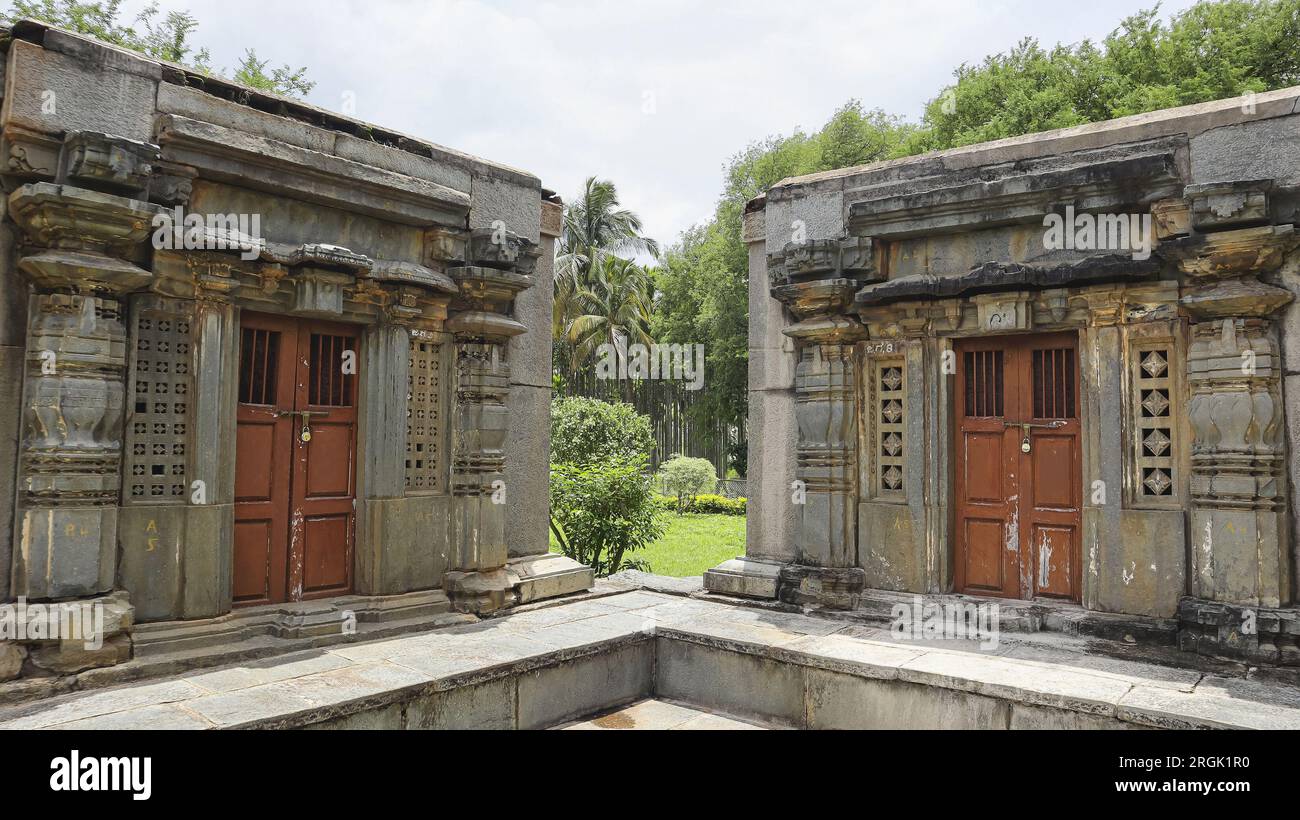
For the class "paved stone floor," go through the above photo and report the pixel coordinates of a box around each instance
[1,587,1297,729]
[559,699,766,730]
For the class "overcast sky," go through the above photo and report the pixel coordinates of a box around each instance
[111,0,1195,250]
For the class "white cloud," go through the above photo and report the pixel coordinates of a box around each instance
[113,0,1196,250]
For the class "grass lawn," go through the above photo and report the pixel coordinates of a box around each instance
[638,513,745,577]
[551,513,745,578]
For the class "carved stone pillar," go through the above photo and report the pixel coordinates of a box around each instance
[1169,214,1296,611]
[443,264,531,614]
[772,278,866,608]
[8,180,158,606]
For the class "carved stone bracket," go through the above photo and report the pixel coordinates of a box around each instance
[58,131,160,198]
[769,236,877,287]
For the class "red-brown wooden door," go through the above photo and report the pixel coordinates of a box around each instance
[233,313,358,607]
[954,332,1081,602]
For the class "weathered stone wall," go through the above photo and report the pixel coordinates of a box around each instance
[711,86,1300,664]
[0,20,584,683]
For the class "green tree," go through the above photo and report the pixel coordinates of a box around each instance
[3,0,314,97]
[657,455,717,514]
[549,458,663,576]
[564,255,656,398]
[550,396,654,466]
[549,397,661,576]
[909,0,1300,151]
[553,177,660,397]
[557,176,659,288]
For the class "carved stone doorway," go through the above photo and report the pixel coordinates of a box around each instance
[954,332,1082,602]
[233,312,359,606]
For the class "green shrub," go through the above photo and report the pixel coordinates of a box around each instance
[688,494,747,515]
[658,455,717,513]
[654,494,746,516]
[550,396,654,465]
[550,458,664,577]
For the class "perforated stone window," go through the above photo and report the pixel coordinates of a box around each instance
[125,296,192,503]
[876,362,905,497]
[1134,347,1176,501]
[405,336,445,493]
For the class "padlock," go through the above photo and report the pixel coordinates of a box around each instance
[301,424,312,443]
[1021,437,1032,454]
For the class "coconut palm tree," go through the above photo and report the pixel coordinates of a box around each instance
[565,256,657,401]
[557,177,660,290]
[554,177,660,396]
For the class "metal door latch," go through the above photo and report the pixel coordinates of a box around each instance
[1017,420,1066,453]
[275,409,331,443]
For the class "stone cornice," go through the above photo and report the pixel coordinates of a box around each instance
[854,255,1162,307]
[846,142,1183,239]
[155,114,470,227]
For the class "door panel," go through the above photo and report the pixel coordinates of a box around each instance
[955,332,1081,601]
[233,315,297,607]
[962,519,1007,591]
[302,515,351,595]
[234,314,357,606]
[288,325,357,603]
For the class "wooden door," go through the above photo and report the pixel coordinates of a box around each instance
[954,332,1081,601]
[233,313,358,606]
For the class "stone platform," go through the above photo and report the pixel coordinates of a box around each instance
[1,588,1297,730]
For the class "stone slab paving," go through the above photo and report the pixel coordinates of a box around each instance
[559,699,766,730]
[0,590,1297,729]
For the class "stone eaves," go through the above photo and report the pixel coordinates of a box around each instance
[760,85,1300,209]
[3,19,541,190]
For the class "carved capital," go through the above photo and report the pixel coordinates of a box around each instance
[447,266,531,343]
[1164,224,1297,281]
[9,182,159,257]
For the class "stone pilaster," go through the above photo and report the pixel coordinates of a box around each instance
[443,263,531,614]
[3,132,159,675]
[772,278,866,608]
[8,179,158,605]
[1169,216,1297,611]
[505,197,594,602]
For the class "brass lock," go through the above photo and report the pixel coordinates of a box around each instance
[277,409,329,444]
[1017,420,1067,454]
